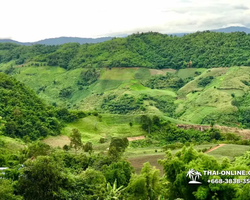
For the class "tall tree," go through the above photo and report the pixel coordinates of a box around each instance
[69,128,83,154]
[18,156,69,200]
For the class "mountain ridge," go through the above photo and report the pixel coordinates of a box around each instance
[1,26,250,45]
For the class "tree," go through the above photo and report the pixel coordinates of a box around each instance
[109,137,129,153]
[69,128,83,154]
[75,168,107,200]
[84,142,93,153]
[126,162,162,200]
[158,146,240,200]
[18,156,69,200]
[24,142,51,159]
[108,137,129,161]
[102,160,134,188]
[0,116,6,135]
[141,115,152,134]
[0,179,22,200]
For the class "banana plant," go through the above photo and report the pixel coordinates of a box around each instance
[104,179,125,200]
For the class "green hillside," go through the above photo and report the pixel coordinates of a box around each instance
[1,63,250,129]
[0,72,86,140]
[1,31,250,70]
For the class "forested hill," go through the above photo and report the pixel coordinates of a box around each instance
[0,72,85,140]
[1,31,250,69]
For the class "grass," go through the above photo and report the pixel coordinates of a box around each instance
[207,144,250,161]
[7,64,250,129]
[60,115,145,144]
[0,136,25,152]
[177,68,206,79]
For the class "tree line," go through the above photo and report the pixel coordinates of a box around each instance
[1,31,250,69]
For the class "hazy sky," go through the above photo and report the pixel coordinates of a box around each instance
[1,0,250,42]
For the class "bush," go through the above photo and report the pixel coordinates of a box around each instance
[63,144,70,151]
[59,87,73,98]
[84,142,93,152]
[198,76,214,87]
[130,139,153,148]
[99,137,107,144]
[223,132,241,141]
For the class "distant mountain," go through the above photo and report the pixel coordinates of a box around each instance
[34,37,114,45]
[0,37,114,46]
[170,26,250,37]
[1,26,250,45]
[0,39,30,45]
[211,26,250,34]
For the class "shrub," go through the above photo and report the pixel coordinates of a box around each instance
[99,137,107,144]
[130,139,153,148]
[198,76,214,87]
[84,142,93,152]
[63,144,70,151]
[59,87,73,98]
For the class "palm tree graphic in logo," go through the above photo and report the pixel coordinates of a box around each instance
[186,169,202,184]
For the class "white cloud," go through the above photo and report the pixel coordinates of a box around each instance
[0,0,250,42]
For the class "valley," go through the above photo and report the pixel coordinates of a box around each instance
[2,31,250,199]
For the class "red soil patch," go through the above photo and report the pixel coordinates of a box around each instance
[127,136,145,141]
[204,144,226,153]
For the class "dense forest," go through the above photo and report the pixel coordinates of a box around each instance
[0,73,86,140]
[1,31,250,69]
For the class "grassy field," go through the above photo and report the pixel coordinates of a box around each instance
[60,115,146,144]
[0,136,25,152]
[1,64,249,129]
[207,144,250,161]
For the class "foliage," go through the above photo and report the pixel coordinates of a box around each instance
[78,68,100,86]
[75,168,107,200]
[130,138,154,148]
[69,128,83,154]
[198,76,214,87]
[17,156,70,200]
[109,137,129,153]
[101,94,143,114]
[3,32,250,70]
[0,72,63,140]
[102,160,134,188]
[144,72,186,89]
[104,179,125,200]
[23,142,51,159]
[84,142,93,153]
[59,87,73,98]
[158,146,241,200]
[0,179,23,200]
[125,162,162,200]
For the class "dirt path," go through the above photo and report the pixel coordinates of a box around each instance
[205,144,226,153]
[127,136,145,141]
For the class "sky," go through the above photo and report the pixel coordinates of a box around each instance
[1,0,250,42]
